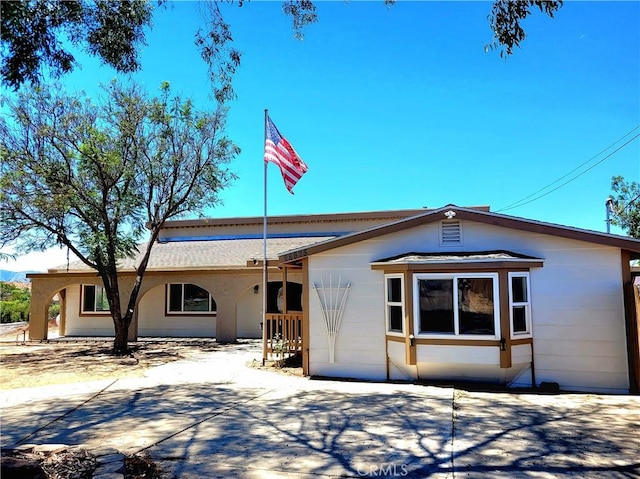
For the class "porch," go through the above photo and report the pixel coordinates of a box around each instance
[262,313,303,362]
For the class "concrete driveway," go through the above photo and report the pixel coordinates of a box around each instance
[1,340,639,478]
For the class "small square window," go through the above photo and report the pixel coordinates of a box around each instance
[81,284,110,313]
[512,306,527,333]
[511,276,528,303]
[388,277,402,303]
[388,305,403,332]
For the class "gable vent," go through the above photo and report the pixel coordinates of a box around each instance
[440,220,462,246]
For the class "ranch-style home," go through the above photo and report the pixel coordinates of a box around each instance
[27,205,640,394]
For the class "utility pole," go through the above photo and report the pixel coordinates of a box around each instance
[605,197,614,234]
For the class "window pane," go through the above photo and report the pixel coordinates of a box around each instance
[83,285,96,312]
[511,276,527,303]
[458,278,495,335]
[419,279,454,333]
[513,306,527,333]
[388,305,403,332]
[183,284,210,312]
[387,277,402,303]
[95,286,109,311]
[169,284,182,312]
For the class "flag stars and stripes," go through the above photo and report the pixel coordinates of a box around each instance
[264,115,308,194]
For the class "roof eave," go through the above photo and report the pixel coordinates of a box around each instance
[280,205,640,262]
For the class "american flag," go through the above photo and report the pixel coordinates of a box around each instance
[264,115,308,194]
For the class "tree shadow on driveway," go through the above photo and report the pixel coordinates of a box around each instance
[1,371,638,478]
[451,389,640,478]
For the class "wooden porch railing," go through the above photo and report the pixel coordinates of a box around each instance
[263,312,303,361]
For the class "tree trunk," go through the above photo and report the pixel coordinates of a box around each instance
[112,315,130,354]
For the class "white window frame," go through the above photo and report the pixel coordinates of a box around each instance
[81,284,110,314]
[385,274,405,336]
[508,272,532,338]
[166,283,217,316]
[413,272,500,340]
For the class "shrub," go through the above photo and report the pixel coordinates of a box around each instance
[48,303,60,320]
[0,282,31,323]
[0,300,30,323]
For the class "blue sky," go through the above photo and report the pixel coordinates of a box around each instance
[3,1,639,271]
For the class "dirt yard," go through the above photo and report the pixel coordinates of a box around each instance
[0,324,222,390]
[0,325,300,390]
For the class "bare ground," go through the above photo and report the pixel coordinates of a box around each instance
[0,324,300,390]
[0,327,299,478]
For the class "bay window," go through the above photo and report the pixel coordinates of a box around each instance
[414,273,499,338]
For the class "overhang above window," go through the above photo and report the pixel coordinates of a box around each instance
[371,250,544,271]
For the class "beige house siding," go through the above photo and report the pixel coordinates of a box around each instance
[137,284,217,338]
[57,269,304,340]
[64,284,115,337]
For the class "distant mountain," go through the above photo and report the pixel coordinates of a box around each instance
[0,270,38,282]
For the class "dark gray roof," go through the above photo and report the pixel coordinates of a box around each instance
[372,251,543,265]
[49,236,331,272]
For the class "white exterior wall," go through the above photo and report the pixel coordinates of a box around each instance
[64,285,116,337]
[307,220,629,393]
[387,340,531,385]
[137,285,216,337]
[308,253,388,380]
[236,285,263,338]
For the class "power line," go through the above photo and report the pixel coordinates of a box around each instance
[496,126,640,213]
[621,191,640,212]
[498,133,640,212]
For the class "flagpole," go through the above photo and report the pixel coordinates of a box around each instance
[262,108,268,365]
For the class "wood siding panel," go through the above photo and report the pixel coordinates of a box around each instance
[534,339,624,357]
[535,353,627,374]
[416,344,500,365]
[388,340,415,380]
[308,256,386,376]
[307,219,630,391]
[534,369,629,394]
[511,344,532,364]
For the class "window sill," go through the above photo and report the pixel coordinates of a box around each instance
[416,333,499,340]
[386,331,405,337]
[511,333,533,340]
